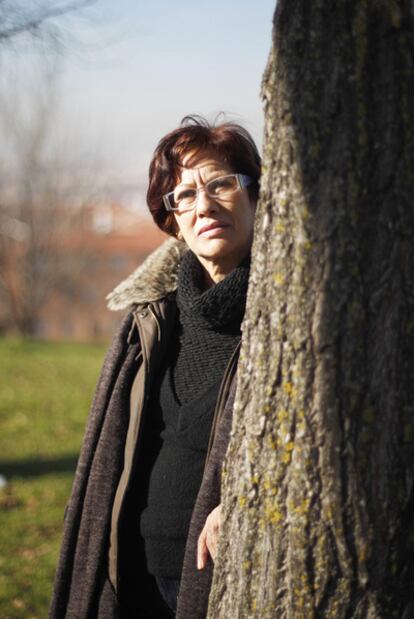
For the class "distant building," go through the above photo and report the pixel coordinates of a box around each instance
[0,202,167,342]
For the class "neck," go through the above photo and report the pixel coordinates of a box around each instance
[198,252,249,288]
[202,266,227,288]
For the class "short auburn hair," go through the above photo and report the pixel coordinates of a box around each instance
[147,115,261,236]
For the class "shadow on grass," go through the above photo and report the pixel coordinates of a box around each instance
[0,455,79,479]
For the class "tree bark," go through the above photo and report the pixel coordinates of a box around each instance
[208,1,414,617]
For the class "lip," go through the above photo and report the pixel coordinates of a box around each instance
[197,221,230,237]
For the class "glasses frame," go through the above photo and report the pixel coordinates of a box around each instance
[162,173,253,212]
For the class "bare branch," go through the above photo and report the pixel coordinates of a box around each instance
[0,0,96,44]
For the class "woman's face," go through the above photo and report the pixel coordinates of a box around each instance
[173,151,256,280]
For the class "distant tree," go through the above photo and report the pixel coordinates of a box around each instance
[0,0,96,47]
[0,0,108,336]
[0,64,96,336]
[209,1,414,618]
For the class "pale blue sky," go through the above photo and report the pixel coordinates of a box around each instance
[58,0,276,182]
[1,0,276,193]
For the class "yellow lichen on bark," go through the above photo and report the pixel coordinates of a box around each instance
[207,2,414,618]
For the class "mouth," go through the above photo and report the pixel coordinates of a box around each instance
[197,221,229,237]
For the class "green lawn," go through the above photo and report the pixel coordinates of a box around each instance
[0,338,107,619]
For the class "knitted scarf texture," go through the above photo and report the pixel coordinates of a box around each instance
[172,250,250,404]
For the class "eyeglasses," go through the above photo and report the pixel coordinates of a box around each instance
[163,173,253,212]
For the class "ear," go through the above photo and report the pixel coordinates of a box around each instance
[176,230,184,241]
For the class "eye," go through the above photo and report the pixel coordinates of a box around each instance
[175,188,196,203]
[208,176,236,194]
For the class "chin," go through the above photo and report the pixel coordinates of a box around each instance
[195,239,235,260]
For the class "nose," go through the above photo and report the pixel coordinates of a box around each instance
[195,188,218,216]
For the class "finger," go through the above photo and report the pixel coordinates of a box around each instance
[197,527,209,570]
[206,524,218,561]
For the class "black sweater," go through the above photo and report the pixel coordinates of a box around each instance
[139,250,250,579]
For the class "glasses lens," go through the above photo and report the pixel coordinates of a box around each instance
[166,175,240,211]
[172,187,197,211]
[207,175,238,198]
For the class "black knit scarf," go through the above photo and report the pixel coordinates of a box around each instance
[176,250,250,332]
[171,250,250,404]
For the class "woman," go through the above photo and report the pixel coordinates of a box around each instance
[50,115,261,619]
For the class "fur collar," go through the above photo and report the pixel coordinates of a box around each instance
[106,238,188,311]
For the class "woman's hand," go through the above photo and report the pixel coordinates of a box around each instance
[197,504,222,570]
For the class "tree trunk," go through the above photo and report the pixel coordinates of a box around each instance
[208,1,414,617]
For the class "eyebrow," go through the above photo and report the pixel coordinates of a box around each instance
[175,171,227,188]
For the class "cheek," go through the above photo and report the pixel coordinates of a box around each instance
[174,215,184,236]
[240,202,256,234]
[174,214,194,242]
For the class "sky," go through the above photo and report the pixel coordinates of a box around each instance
[1,0,276,201]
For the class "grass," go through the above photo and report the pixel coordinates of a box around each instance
[0,338,107,619]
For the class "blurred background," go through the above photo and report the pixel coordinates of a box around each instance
[0,0,274,616]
